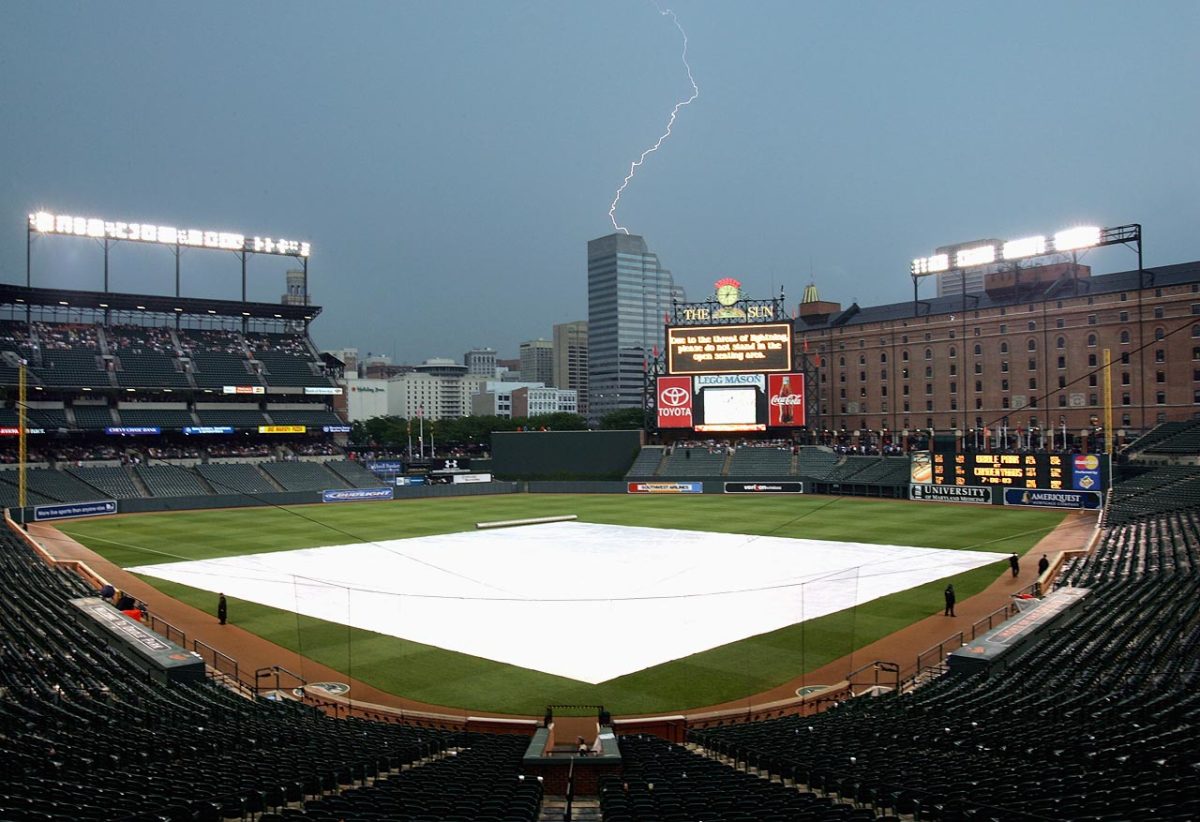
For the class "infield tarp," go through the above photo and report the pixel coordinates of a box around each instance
[130,521,1003,684]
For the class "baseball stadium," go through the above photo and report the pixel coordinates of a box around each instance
[2,212,1199,822]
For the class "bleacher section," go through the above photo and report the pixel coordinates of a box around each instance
[841,457,910,485]
[135,464,214,497]
[179,329,256,390]
[0,407,71,431]
[795,447,839,479]
[1143,423,1200,455]
[1105,466,1200,525]
[625,444,914,488]
[624,446,665,478]
[0,468,108,504]
[602,734,831,822]
[726,447,792,476]
[196,463,280,495]
[675,492,1200,822]
[115,351,191,388]
[823,455,878,482]
[246,332,333,389]
[324,459,386,489]
[118,407,198,428]
[0,320,36,385]
[71,405,115,430]
[0,482,54,508]
[66,466,144,499]
[269,408,346,427]
[37,348,113,387]
[261,460,349,491]
[0,527,542,822]
[655,447,727,477]
[27,322,114,388]
[195,407,269,428]
[1125,420,1200,454]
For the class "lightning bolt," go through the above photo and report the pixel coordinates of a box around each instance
[608,3,699,234]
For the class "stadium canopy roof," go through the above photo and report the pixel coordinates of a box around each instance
[0,284,321,322]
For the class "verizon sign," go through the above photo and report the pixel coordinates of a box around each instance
[767,373,804,427]
[657,376,693,428]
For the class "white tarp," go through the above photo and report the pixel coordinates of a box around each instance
[129,521,1000,684]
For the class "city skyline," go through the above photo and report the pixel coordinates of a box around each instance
[1,2,1197,364]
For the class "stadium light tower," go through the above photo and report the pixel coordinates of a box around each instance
[910,222,1145,432]
[909,222,1143,316]
[26,209,312,304]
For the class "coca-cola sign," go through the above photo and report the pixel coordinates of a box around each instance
[767,373,805,427]
[657,376,694,428]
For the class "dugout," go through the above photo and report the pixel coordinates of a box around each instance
[491,430,643,480]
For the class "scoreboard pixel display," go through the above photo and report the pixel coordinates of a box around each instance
[931,452,1105,491]
[666,323,792,375]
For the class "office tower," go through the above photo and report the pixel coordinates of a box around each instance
[519,339,554,385]
[552,320,588,415]
[587,232,684,421]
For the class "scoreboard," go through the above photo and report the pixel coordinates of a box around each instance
[931,452,1098,490]
[666,323,792,375]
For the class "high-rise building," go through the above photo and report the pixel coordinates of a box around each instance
[519,339,554,385]
[386,359,487,420]
[552,320,588,415]
[587,233,684,421]
[464,347,498,377]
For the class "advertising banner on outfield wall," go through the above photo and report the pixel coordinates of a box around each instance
[1003,488,1102,510]
[910,484,991,504]
[627,481,702,494]
[656,376,694,428]
[452,473,493,484]
[395,476,426,486]
[724,482,803,494]
[34,500,118,521]
[321,487,394,503]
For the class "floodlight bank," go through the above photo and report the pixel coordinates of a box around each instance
[475,515,578,530]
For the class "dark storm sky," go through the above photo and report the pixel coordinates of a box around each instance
[1,1,1197,363]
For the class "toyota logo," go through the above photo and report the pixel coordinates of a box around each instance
[660,386,690,406]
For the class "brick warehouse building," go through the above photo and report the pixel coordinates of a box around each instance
[796,259,1200,447]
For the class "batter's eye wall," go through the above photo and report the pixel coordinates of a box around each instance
[491,430,644,480]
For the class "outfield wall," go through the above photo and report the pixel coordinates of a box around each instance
[527,481,629,494]
[13,481,521,520]
[491,430,643,480]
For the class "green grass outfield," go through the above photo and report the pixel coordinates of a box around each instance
[62,494,1065,716]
